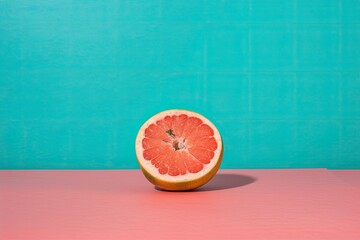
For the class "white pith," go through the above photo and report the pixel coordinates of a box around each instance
[135,109,223,182]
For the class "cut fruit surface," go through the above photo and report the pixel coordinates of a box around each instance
[135,109,223,191]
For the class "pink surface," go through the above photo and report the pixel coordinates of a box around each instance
[1,169,359,240]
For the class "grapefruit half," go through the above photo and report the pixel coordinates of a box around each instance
[135,109,223,191]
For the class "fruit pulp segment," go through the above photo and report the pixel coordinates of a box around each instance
[142,114,218,176]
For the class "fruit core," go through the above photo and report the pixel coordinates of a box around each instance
[165,129,186,151]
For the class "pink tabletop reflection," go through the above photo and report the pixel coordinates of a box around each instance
[1,169,359,239]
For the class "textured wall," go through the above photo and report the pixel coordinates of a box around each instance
[1,1,359,169]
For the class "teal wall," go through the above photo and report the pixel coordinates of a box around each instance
[1,1,359,169]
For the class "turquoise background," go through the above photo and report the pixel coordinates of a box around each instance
[1,1,359,169]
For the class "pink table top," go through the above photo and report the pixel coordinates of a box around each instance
[1,169,359,240]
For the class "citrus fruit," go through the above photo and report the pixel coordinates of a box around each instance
[135,109,223,191]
